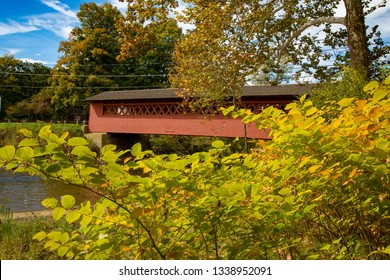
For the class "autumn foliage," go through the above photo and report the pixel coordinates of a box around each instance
[1,78,389,259]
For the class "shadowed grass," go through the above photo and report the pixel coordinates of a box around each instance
[0,206,66,259]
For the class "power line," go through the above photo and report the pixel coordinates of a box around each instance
[0,84,165,89]
[0,72,169,78]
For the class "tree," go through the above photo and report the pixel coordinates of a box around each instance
[0,54,51,119]
[47,2,182,119]
[121,0,389,105]
[46,3,125,119]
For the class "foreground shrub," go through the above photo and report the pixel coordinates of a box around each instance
[0,77,389,259]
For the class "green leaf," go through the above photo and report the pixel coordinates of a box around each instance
[60,131,69,140]
[80,215,92,227]
[52,207,66,221]
[59,232,70,244]
[0,145,15,161]
[67,137,88,146]
[320,244,331,251]
[303,203,317,214]
[66,211,81,224]
[131,143,142,157]
[19,128,34,138]
[212,140,225,149]
[363,81,380,93]
[372,89,387,102]
[381,246,390,255]
[61,195,76,209]
[101,144,117,154]
[49,242,60,252]
[71,146,94,156]
[32,231,46,241]
[45,164,62,174]
[47,231,62,241]
[58,246,69,257]
[15,147,34,160]
[42,198,58,209]
[222,106,235,116]
[18,138,39,147]
[305,107,318,116]
[338,98,354,108]
[278,188,291,196]
[38,125,52,139]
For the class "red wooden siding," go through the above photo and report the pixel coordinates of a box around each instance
[88,101,271,139]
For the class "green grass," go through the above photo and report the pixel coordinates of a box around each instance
[0,207,66,260]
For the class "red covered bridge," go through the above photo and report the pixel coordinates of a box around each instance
[85,84,313,145]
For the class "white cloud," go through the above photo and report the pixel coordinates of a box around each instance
[109,0,128,11]
[0,20,38,36]
[40,0,78,19]
[0,48,23,56]
[26,12,78,39]
[20,58,50,64]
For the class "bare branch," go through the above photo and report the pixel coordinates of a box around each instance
[277,16,346,59]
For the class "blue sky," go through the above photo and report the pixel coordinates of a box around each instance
[0,0,389,67]
[0,0,127,65]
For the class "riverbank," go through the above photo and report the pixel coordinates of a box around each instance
[0,211,60,259]
[11,210,52,219]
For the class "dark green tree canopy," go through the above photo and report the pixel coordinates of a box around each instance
[0,54,50,119]
[47,2,182,119]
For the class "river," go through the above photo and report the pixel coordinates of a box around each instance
[0,169,99,213]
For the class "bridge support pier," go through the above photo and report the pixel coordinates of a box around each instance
[85,133,109,149]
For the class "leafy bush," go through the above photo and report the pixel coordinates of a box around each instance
[0,123,84,147]
[146,134,253,155]
[309,68,369,120]
[0,77,389,260]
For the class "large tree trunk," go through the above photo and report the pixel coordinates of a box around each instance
[344,0,370,74]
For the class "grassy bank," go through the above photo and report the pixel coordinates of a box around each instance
[0,122,84,147]
[0,208,63,259]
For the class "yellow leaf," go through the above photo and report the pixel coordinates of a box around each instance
[312,195,324,202]
[305,107,318,116]
[356,100,367,111]
[330,119,342,129]
[338,98,354,108]
[330,173,342,180]
[363,81,380,93]
[308,165,320,174]
[368,107,381,119]
[299,156,311,168]
[348,166,358,178]
[383,75,390,85]
[372,89,388,102]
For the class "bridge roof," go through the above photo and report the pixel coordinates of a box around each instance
[86,84,314,102]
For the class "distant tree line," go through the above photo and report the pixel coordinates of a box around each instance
[0,2,182,121]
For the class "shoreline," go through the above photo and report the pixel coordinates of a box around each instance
[10,210,52,219]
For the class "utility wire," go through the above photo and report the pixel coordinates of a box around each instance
[0,84,165,89]
[0,72,169,77]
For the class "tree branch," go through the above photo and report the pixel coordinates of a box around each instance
[277,16,346,59]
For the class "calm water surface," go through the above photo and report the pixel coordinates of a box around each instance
[0,169,99,212]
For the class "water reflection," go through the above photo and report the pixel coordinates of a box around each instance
[0,169,99,212]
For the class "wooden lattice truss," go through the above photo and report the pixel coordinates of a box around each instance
[102,100,289,116]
